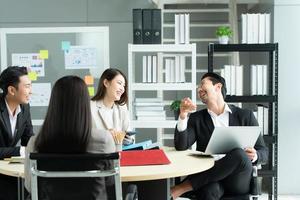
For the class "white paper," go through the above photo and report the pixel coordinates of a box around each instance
[64,46,97,69]
[11,53,45,76]
[30,83,51,107]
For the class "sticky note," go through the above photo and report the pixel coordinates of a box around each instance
[61,41,71,51]
[28,71,37,81]
[39,50,49,59]
[88,87,95,96]
[84,75,94,85]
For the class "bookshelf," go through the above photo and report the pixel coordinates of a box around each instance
[128,43,197,144]
[208,43,278,200]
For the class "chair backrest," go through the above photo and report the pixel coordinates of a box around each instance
[29,152,122,200]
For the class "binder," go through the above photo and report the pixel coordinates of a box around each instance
[120,149,171,166]
[122,140,152,151]
[151,9,161,44]
[132,9,143,44]
[142,9,152,44]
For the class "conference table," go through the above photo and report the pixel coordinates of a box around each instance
[0,147,214,200]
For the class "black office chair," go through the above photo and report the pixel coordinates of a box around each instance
[29,152,138,200]
[179,165,260,200]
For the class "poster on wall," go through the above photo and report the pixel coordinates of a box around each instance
[30,83,51,107]
[64,46,97,69]
[11,53,45,76]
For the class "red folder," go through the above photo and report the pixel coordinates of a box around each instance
[120,149,171,166]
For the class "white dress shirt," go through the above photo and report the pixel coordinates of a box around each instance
[5,100,25,157]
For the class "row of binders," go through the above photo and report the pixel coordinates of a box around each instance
[220,65,244,96]
[133,9,161,44]
[241,13,271,44]
[253,105,269,135]
[251,65,268,95]
[134,98,166,121]
[174,14,190,44]
[142,55,158,83]
[165,55,186,83]
[142,55,186,83]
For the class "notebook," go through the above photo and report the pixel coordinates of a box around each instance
[204,126,261,155]
[120,149,170,166]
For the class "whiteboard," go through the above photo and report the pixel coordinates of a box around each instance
[0,27,109,128]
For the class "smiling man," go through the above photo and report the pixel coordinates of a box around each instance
[0,66,34,200]
[171,72,268,200]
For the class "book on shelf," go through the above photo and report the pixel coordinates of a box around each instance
[147,55,152,82]
[151,9,161,44]
[175,14,190,44]
[135,97,163,102]
[142,56,147,82]
[137,116,166,121]
[164,56,186,83]
[142,55,158,83]
[253,105,269,135]
[241,13,271,44]
[136,110,166,116]
[250,64,268,95]
[142,9,152,44]
[221,65,243,96]
[132,9,161,44]
[132,9,143,44]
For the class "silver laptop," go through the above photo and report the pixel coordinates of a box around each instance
[205,126,261,154]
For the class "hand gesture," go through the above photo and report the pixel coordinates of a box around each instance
[244,147,257,161]
[109,129,126,144]
[179,97,197,119]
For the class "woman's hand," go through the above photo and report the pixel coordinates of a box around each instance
[109,129,126,144]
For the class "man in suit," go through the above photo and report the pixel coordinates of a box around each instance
[0,66,34,200]
[171,72,268,200]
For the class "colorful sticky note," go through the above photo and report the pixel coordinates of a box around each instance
[61,41,71,51]
[39,50,49,59]
[28,71,37,81]
[84,75,94,85]
[88,87,95,96]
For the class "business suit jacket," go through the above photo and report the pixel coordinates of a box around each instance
[0,94,34,159]
[174,104,268,164]
[90,100,130,148]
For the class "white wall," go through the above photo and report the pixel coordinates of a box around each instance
[274,0,300,195]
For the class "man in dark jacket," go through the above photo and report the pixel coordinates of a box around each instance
[171,72,268,200]
[0,66,34,200]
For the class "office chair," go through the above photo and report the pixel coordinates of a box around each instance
[179,165,260,200]
[29,152,138,200]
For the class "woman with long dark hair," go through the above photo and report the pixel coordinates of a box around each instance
[24,75,115,192]
[91,68,133,151]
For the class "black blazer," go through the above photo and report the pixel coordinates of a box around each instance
[174,105,268,164]
[0,95,34,159]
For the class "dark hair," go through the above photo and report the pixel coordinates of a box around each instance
[201,72,227,99]
[35,76,91,153]
[92,68,128,105]
[0,66,28,96]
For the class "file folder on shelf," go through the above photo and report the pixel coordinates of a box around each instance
[142,9,152,44]
[132,9,143,44]
[120,149,171,166]
[151,9,161,44]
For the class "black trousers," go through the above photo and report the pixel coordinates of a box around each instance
[0,174,18,200]
[188,148,253,200]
